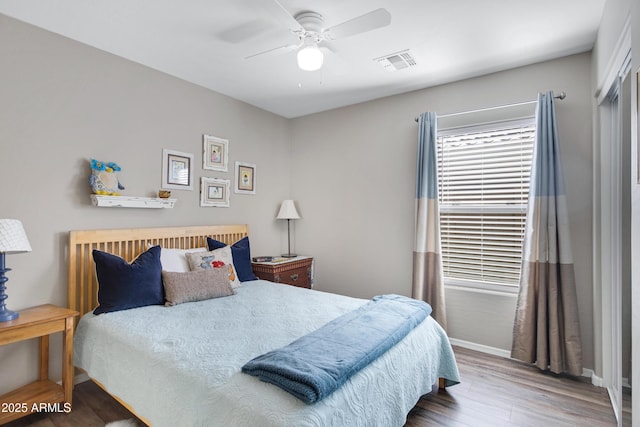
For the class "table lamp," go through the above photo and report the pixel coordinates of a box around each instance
[0,219,32,321]
[276,200,301,258]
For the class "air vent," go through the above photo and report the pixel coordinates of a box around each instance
[374,49,417,72]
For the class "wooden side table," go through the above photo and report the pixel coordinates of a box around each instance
[252,256,313,289]
[0,304,79,424]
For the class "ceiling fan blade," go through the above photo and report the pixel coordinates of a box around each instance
[265,0,304,31]
[320,47,350,76]
[245,42,299,60]
[217,20,273,44]
[236,0,304,33]
[323,8,391,40]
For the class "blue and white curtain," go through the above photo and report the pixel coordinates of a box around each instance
[412,112,447,330]
[511,91,583,376]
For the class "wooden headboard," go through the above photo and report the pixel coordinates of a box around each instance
[68,224,249,317]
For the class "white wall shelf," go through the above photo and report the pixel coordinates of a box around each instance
[90,195,176,209]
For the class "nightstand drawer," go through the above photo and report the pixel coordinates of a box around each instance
[275,264,311,288]
[252,257,313,289]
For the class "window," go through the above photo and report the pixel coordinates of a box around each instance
[437,119,535,292]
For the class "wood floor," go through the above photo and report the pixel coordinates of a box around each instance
[407,346,631,427]
[4,346,630,426]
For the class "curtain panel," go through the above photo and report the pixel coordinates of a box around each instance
[412,112,447,330]
[511,92,583,376]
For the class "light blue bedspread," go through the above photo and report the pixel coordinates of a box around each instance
[75,281,460,426]
[242,294,434,403]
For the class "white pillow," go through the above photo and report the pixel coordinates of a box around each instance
[158,247,207,272]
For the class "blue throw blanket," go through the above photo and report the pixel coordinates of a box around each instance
[241,294,432,404]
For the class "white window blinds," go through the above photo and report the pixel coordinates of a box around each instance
[437,119,535,290]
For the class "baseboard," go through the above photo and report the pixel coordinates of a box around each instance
[449,338,511,358]
[52,372,89,388]
[586,369,603,387]
[74,372,90,385]
[450,338,602,386]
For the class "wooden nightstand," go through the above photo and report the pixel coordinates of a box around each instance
[0,304,79,424]
[252,256,313,289]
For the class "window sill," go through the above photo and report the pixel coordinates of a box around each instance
[444,280,519,296]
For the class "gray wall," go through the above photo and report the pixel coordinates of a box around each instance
[0,15,291,394]
[290,53,595,367]
[0,13,598,394]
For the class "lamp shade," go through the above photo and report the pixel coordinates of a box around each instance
[297,45,324,71]
[0,219,32,254]
[276,200,301,220]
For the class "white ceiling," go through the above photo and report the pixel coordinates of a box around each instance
[0,0,606,118]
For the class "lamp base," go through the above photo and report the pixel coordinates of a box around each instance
[281,253,298,258]
[0,307,18,322]
[0,255,18,322]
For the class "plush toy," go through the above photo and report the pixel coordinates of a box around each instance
[89,159,125,195]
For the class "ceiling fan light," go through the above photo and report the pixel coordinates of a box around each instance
[297,46,324,71]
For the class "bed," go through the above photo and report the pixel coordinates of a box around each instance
[69,224,459,426]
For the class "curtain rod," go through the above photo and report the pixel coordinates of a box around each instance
[414,92,566,122]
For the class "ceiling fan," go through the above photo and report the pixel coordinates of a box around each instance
[245,1,391,71]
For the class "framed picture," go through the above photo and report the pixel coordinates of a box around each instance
[235,161,256,194]
[200,177,230,207]
[203,134,229,172]
[162,149,194,191]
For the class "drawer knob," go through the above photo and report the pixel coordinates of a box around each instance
[290,274,299,281]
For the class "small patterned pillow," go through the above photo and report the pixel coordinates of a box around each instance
[185,246,240,288]
[207,236,257,282]
[162,269,235,306]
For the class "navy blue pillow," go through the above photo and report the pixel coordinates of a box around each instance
[207,236,257,282]
[92,245,164,314]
